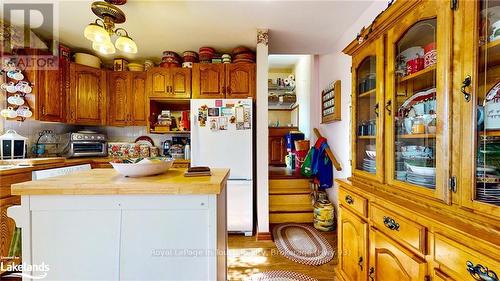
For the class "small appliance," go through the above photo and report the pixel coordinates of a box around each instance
[60,131,107,158]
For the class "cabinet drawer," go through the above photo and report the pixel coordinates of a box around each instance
[370,204,426,254]
[434,233,500,281]
[339,188,367,217]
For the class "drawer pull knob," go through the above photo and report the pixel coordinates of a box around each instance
[383,216,400,231]
[466,261,498,281]
[358,256,363,271]
[345,195,354,205]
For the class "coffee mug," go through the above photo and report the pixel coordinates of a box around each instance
[16,106,32,118]
[1,107,17,118]
[7,70,24,80]
[7,94,24,106]
[1,82,17,93]
[15,81,32,94]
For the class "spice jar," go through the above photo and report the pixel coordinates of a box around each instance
[412,116,425,134]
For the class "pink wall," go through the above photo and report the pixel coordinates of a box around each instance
[312,1,388,207]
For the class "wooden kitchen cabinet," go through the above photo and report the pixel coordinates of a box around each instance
[192,63,255,99]
[147,67,191,98]
[36,59,68,122]
[68,63,106,125]
[336,0,500,280]
[192,64,225,99]
[107,71,147,126]
[369,228,427,281]
[338,206,367,281]
[269,136,286,166]
[225,63,255,99]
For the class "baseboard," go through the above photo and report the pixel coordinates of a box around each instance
[256,232,273,241]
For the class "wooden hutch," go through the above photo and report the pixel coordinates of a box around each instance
[338,0,500,280]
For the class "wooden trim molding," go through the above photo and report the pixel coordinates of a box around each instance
[256,232,273,241]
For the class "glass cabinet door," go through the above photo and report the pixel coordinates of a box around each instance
[352,38,384,183]
[461,0,500,215]
[386,1,452,202]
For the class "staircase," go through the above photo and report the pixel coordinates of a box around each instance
[269,178,314,224]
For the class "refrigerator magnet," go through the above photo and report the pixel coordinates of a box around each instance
[229,116,236,124]
[236,122,244,130]
[209,117,219,131]
[235,106,244,122]
[198,108,207,127]
[215,100,223,107]
[221,107,233,116]
[219,117,228,130]
[208,108,220,117]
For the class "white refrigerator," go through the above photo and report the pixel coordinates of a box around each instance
[190,99,253,236]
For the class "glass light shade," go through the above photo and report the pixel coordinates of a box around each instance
[84,23,110,43]
[92,41,115,55]
[115,35,138,54]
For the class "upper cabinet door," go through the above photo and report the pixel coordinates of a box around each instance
[69,63,106,125]
[130,72,147,125]
[170,68,191,98]
[385,1,452,203]
[225,63,255,99]
[108,72,129,126]
[37,61,66,122]
[192,64,225,99]
[148,68,169,97]
[459,0,500,216]
[352,37,385,183]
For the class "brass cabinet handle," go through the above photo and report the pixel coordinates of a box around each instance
[383,216,400,231]
[466,261,498,281]
[385,100,392,115]
[374,103,379,117]
[461,75,472,102]
[345,195,354,205]
[227,86,232,94]
[369,267,375,281]
[358,256,363,271]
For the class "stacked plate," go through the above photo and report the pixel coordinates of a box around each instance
[475,184,500,205]
[362,158,376,174]
[232,46,255,63]
[199,47,216,63]
[222,54,231,63]
[407,171,435,188]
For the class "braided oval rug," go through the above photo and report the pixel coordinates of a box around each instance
[272,223,334,266]
[245,270,319,281]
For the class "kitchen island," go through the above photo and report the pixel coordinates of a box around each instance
[8,168,229,281]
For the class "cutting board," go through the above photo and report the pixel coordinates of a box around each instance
[0,157,66,166]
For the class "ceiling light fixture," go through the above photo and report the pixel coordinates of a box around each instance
[83,1,137,55]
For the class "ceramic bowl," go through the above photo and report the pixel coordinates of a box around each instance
[110,158,174,177]
[128,63,144,71]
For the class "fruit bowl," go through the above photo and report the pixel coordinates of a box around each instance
[110,157,174,177]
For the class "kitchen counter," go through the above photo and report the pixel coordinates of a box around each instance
[7,167,228,281]
[11,168,229,195]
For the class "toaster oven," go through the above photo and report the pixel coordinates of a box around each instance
[60,131,107,158]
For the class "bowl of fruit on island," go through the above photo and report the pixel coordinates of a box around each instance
[110,157,174,177]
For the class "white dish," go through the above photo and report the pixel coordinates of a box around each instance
[110,158,174,177]
[365,150,376,159]
[406,163,436,176]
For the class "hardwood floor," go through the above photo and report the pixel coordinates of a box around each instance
[227,228,338,281]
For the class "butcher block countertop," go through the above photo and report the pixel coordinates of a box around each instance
[11,168,230,196]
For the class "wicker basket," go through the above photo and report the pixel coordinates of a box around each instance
[294,140,310,151]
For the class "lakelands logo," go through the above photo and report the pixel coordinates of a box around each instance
[1,261,50,280]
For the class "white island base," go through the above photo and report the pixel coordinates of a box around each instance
[7,169,228,281]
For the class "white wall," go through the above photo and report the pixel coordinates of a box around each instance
[293,55,312,139]
[312,1,387,208]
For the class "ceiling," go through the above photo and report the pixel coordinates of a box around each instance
[268,55,306,69]
[3,0,373,62]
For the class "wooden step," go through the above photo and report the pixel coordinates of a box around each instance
[269,179,311,195]
[270,204,314,212]
[270,194,312,211]
[270,212,314,224]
